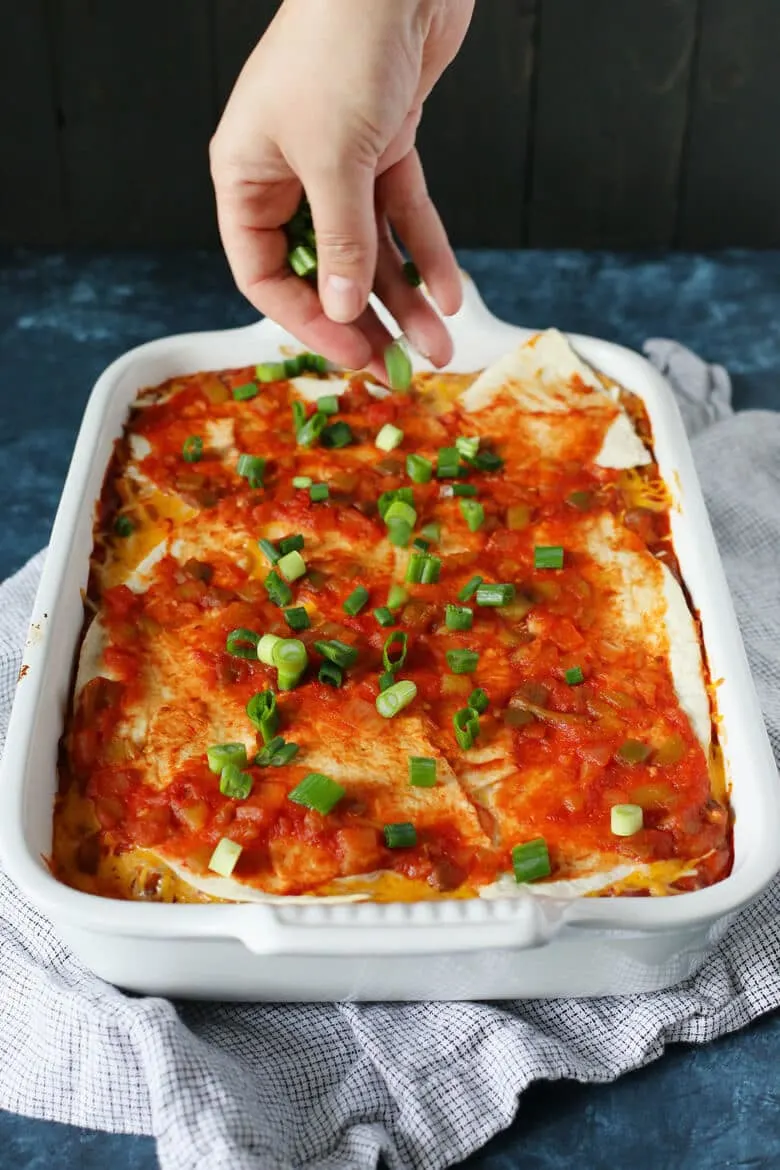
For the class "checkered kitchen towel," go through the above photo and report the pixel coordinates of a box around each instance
[0,343,779,1170]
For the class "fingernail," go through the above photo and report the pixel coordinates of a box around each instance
[403,324,434,363]
[323,274,362,324]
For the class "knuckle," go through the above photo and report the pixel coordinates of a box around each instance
[315,231,372,270]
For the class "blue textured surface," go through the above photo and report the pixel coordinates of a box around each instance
[1,248,779,1169]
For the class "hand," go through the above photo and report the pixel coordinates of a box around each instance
[210,0,474,376]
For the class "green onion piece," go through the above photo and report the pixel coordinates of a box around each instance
[405,553,424,584]
[314,639,359,668]
[567,490,593,511]
[454,706,480,749]
[272,638,308,676]
[387,584,408,611]
[289,244,317,278]
[453,483,478,498]
[378,486,414,520]
[237,454,266,488]
[255,362,287,383]
[316,394,339,415]
[455,436,480,461]
[446,648,479,674]
[408,756,437,787]
[283,356,305,377]
[460,499,485,532]
[255,734,284,760]
[292,475,312,489]
[257,633,282,665]
[378,670,395,692]
[386,519,413,548]
[616,739,652,765]
[321,420,353,449]
[534,545,565,570]
[257,737,300,767]
[288,772,345,815]
[419,555,441,584]
[472,449,504,473]
[382,631,408,673]
[344,585,369,616]
[611,803,644,837]
[265,570,293,607]
[384,822,417,849]
[437,447,460,478]
[246,690,278,743]
[310,482,329,503]
[512,837,551,883]
[376,423,404,452]
[182,435,203,463]
[412,538,430,553]
[258,538,280,565]
[114,515,134,538]
[232,382,258,402]
[226,627,259,659]
[219,763,253,800]
[284,606,310,631]
[458,575,483,602]
[297,411,328,448]
[385,339,413,391]
[374,606,396,628]
[376,679,417,718]
[291,400,306,434]
[277,549,307,582]
[402,260,421,287]
[475,583,516,607]
[208,837,242,877]
[278,534,304,556]
[318,661,344,687]
[420,522,441,543]
[565,665,584,686]
[384,499,417,528]
[207,743,248,775]
[468,687,489,715]
[406,453,433,484]
[302,352,328,374]
[445,604,473,631]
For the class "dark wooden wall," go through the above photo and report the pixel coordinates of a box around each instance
[3,0,780,249]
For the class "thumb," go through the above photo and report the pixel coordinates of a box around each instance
[303,158,378,324]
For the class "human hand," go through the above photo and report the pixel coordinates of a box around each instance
[210,0,474,377]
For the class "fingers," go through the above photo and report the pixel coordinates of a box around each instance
[373,219,454,367]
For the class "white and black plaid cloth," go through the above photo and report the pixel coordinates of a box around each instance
[0,344,778,1170]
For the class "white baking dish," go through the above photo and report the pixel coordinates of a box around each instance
[1,275,777,1001]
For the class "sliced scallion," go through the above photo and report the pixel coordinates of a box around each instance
[406,454,433,484]
[564,665,584,686]
[278,534,304,556]
[374,606,396,628]
[475,583,515,607]
[292,475,312,490]
[219,763,253,800]
[289,244,317,278]
[258,538,280,565]
[382,631,408,674]
[247,690,278,743]
[446,649,479,674]
[376,679,417,718]
[314,639,359,669]
[255,362,287,383]
[452,483,477,498]
[455,436,480,461]
[321,420,353,449]
[182,435,203,463]
[378,670,395,692]
[386,519,413,547]
[226,628,259,659]
[237,454,266,488]
[376,423,404,452]
[232,382,258,402]
[265,570,293,607]
[534,545,564,570]
[512,837,551,883]
[385,340,413,391]
[288,772,345,815]
[277,549,307,582]
[114,515,134,538]
[402,260,421,287]
[319,661,344,687]
[272,638,308,690]
[257,633,282,666]
[344,585,369,616]
[310,482,329,502]
[384,822,416,849]
[297,410,328,448]
[445,604,473,631]
[408,756,437,787]
[436,447,460,479]
[207,743,248,775]
[420,521,440,543]
[458,575,482,602]
[454,706,480,749]
[384,499,416,529]
[317,394,339,415]
[611,804,644,837]
[387,584,408,611]
[208,837,242,877]
[284,606,310,632]
[459,499,485,532]
[468,687,489,715]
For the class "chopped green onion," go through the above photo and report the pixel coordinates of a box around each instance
[318,661,344,687]
[611,803,644,837]
[207,743,248,775]
[387,519,413,547]
[384,822,417,848]
[284,606,310,632]
[291,401,306,434]
[232,382,258,401]
[512,838,551,883]
[114,515,134,538]
[271,638,308,691]
[384,499,417,528]
[292,352,327,374]
[257,739,300,767]
[257,633,282,665]
[567,490,593,511]
[255,362,287,383]
[475,583,516,607]
[446,649,479,674]
[468,687,489,715]
[471,449,504,473]
[182,435,203,463]
[458,575,483,602]
[208,837,242,877]
[226,628,259,659]
[310,482,329,502]
[460,499,485,532]
[453,483,478,498]
[437,447,460,478]
[237,454,266,488]
[292,475,312,489]
[406,553,425,584]
[289,244,317,278]
[616,739,652,765]
[378,487,414,520]
[420,522,440,543]
[265,570,293,607]
[374,606,396,628]
[406,453,433,484]
[314,639,359,669]
[455,436,480,461]
[376,423,404,452]
[277,549,307,582]
[387,584,408,611]
[321,420,353,449]
[408,756,437,787]
[378,670,395,692]
[283,356,305,377]
[247,690,278,743]
[565,665,584,686]
[385,339,413,391]
[288,772,345,815]
[219,763,253,800]
[420,555,441,584]
[454,706,480,749]
[382,631,408,674]
[445,604,473,631]
[412,538,430,553]
[376,679,417,718]
[534,545,564,570]
[297,411,328,448]
[258,538,280,565]
[278,534,304,556]
[403,260,421,287]
[343,585,369,616]
[317,394,339,415]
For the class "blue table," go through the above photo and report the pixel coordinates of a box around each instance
[1,248,779,1169]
